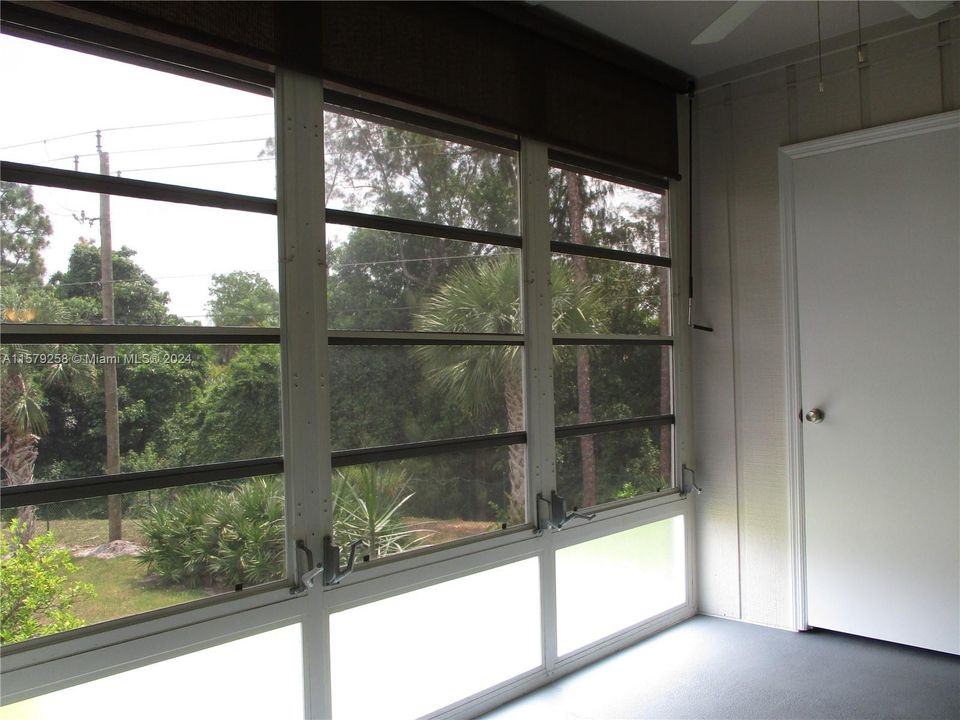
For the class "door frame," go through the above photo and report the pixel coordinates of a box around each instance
[778,110,960,634]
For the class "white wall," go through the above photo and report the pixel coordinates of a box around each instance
[692,14,960,628]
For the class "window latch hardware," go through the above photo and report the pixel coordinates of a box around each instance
[291,539,323,595]
[681,464,703,497]
[323,536,365,586]
[535,490,596,534]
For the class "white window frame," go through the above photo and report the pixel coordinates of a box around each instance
[1,61,696,719]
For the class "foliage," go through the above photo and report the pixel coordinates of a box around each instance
[0,181,51,292]
[333,465,431,559]
[185,344,281,463]
[206,271,279,327]
[0,520,93,644]
[136,477,284,589]
[50,242,176,325]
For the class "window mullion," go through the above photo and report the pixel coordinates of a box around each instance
[520,139,561,673]
[519,139,557,514]
[275,68,330,719]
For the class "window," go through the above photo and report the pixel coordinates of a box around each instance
[322,101,527,559]
[1,26,692,718]
[0,34,283,644]
[548,162,674,510]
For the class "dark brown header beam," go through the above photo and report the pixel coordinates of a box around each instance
[3,1,686,180]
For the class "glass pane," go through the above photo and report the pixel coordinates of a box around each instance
[0,184,279,326]
[556,516,686,655]
[327,225,521,333]
[0,344,280,483]
[0,35,276,198]
[330,344,522,450]
[324,109,519,234]
[330,558,541,719]
[333,444,526,560]
[0,476,285,645]
[551,254,669,335]
[556,426,673,509]
[549,166,668,256]
[554,345,671,425]
[0,624,303,718]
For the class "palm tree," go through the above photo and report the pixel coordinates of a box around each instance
[1,289,95,543]
[413,254,604,525]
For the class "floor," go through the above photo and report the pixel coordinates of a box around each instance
[482,615,960,720]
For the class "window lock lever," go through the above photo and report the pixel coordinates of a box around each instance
[322,536,365,586]
[535,490,595,534]
[291,539,323,595]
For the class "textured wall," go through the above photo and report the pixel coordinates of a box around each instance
[692,15,959,628]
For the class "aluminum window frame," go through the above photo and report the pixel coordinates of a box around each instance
[0,36,298,660]
[546,157,679,511]
[1,27,697,718]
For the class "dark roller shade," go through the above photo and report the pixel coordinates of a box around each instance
[2,0,688,179]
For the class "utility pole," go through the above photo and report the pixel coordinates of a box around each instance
[97,130,122,542]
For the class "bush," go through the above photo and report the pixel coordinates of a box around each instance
[333,466,431,559]
[136,477,284,589]
[1,520,93,644]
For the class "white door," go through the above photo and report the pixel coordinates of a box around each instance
[784,113,959,654]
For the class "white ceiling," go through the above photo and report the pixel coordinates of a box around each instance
[541,1,949,78]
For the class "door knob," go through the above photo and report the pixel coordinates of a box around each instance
[805,408,824,424]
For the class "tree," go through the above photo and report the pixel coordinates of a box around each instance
[0,182,51,294]
[206,271,279,327]
[1,187,95,542]
[186,344,282,464]
[413,255,603,524]
[50,242,174,325]
[563,170,600,506]
[0,520,93,644]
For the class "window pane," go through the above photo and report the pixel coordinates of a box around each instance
[0,476,285,645]
[1,184,279,327]
[551,254,669,335]
[549,166,668,256]
[0,35,275,198]
[324,109,519,234]
[556,516,686,655]
[330,558,541,719]
[333,444,526,561]
[556,426,673,509]
[327,225,520,333]
[0,624,303,718]
[554,344,672,425]
[0,344,280,483]
[330,344,522,450]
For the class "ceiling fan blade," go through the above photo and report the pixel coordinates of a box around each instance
[895,1,952,19]
[691,1,765,45]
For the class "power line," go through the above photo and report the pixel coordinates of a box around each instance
[38,137,273,165]
[0,113,272,152]
[118,157,273,174]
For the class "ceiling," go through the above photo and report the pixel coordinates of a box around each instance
[540,1,950,78]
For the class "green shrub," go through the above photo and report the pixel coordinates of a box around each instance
[136,477,284,589]
[333,466,431,559]
[1,520,94,644]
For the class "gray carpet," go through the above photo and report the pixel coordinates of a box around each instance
[481,615,960,720]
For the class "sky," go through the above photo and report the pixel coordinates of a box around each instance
[1,33,667,327]
[0,34,279,324]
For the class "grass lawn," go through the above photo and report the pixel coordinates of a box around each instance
[71,556,208,627]
[37,518,147,548]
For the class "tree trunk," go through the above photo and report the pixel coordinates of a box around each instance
[563,171,597,507]
[503,370,526,525]
[0,425,39,544]
[657,210,671,486]
[1,375,40,544]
